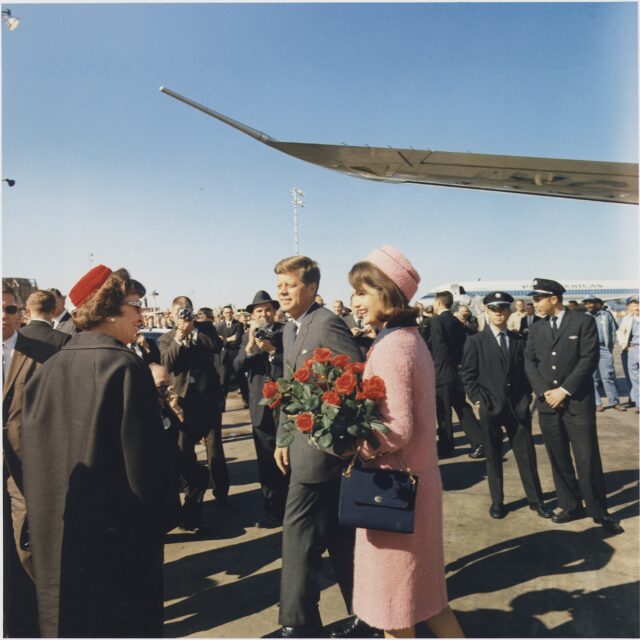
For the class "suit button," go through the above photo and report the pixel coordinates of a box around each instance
[552,352,556,356]
[553,380,558,384]
[552,365,556,370]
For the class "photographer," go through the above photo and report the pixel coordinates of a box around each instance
[234,291,289,528]
[159,296,230,514]
[149,363,208,532]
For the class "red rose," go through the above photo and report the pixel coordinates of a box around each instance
[312,347,333,363]
[362,376,386,400]
[345,362,365,375]
[295,412,314,433]
[268,397,282,410]
[322,391,342,407]
[294,368,311,383]
[334,372,357,395]
[331,354,350,368]
[262,380,279,399]
[304,358,314,370]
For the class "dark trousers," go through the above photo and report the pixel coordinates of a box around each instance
[253,410,289,520]
[204,410,230,501]
[176,430,210,527]
[221,356,249,404]
[481,407,544,506]
[537,407,608,518]
[436,378,484,452]
[279,478,355,628]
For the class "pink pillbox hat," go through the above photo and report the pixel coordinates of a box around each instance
[366,245,420,301]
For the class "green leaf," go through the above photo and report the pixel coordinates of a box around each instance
[277,432,295,447]
[347,424,361,436]
[369,420,390,433]
[318,433,334,449]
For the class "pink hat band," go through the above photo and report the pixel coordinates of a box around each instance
[366,245,420,301]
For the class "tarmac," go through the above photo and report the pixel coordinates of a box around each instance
[163,389,639,638]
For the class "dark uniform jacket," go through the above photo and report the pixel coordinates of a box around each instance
[524,310,599,415]
[460,327,532,423]
[234,322,285,427]
[21,333,178,638]
[430,310,467,385]
[276,304,363,484]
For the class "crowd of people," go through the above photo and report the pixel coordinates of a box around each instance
[2,253,638,638]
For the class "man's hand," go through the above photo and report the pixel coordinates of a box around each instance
[226,333,237,343]
[176,319,194,343]
[255,337,276,355]
[274,447,290,475]
[167,387,184,423]
[544,388,568,409]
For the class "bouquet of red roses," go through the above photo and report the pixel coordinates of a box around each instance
[260,347,389,455]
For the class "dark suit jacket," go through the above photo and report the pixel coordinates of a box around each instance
[234,322,285,427]
[520,314,541,337]
[19,320,71,357]
[524,310,599,415]
[217,320,244,365]
[430,310,468,386]
[159,327,224,436]
[276,304,363,484]
[460,326,532,423]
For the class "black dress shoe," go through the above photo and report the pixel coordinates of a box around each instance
[468,444,485,459]
[330,617,383,638]
[263,626,322,638]
[529,503,554,519]
[489,503,506,519]
[552,508,586,524]
[594,516,624,534]
[255,514,282,529]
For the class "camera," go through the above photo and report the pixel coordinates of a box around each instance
[255,327,275,341]
[177,307,195,322]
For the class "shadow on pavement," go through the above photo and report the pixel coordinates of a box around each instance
[440,459,487,492]
[446,528,615,602]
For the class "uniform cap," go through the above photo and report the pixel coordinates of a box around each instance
[581,295,602,304]
[483,291,514,308]
[626,295,639,305]
[68,264,112,308]
[366,245,420,301]
[527,278,566,297]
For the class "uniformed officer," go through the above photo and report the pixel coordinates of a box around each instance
[524,278,623,534]
[461,292,552,520]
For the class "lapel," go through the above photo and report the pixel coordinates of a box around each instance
[286,303,320,372]
[3,350,31,401]
[482,326,507,372]
[551,311,572,347]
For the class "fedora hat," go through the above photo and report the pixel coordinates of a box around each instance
[246,290,280,313]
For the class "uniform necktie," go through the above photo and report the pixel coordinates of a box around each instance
[551,316,558,337]
[499,332,508,359]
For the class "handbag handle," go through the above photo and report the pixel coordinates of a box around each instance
[344,444,416,485]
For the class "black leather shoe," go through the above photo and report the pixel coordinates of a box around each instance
[255,514,282,529]
[263,626,322,638]
[330,617,383,638]
[529,503,554,519]
[552,508,586,524]
[489,503,506,519]
[594,516,624,535]
[468,444,485,459]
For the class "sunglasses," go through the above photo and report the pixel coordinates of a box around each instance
[2,305,18,315]
[122,300,143,312]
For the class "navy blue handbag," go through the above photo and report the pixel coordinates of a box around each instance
[338,454,418,534]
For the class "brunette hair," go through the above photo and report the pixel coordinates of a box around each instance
[171,295,193,309]
[73,268,145,331]
[435,290,454,309]
[26,290,56,315]
[348,261,419,326]
[274,256,321,286]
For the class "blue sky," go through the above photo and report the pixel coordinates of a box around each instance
[2,2,638,311]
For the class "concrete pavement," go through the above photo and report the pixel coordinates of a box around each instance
[163,392,639,638]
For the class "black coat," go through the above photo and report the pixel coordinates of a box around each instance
[524,310,599,415]
[234,322,285,427]
[18,319,71,360]
[519,314,541,337]
[430,310,468,385]
[217,319,244,365]
[460,326,532,423]
[21,332,178,638]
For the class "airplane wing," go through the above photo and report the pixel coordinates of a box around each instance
[160,86,638,205]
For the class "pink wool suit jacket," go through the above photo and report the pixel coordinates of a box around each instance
[353,326,449,630]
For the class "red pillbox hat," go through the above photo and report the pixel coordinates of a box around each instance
[68,264,112,308]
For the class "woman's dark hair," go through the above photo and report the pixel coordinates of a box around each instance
[73,268,145,331]
[348,261,419,326]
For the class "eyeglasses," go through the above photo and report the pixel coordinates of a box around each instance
[2,305,18,315]
[122,301,143,312]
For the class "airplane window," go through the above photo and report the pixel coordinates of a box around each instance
[459,286,467,294]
